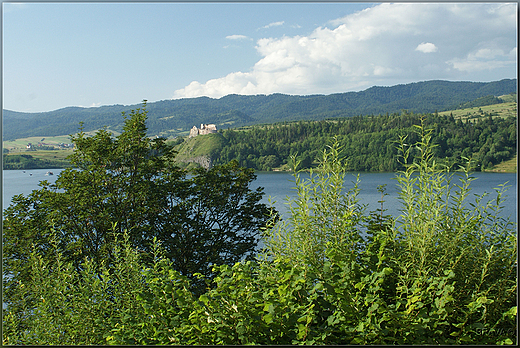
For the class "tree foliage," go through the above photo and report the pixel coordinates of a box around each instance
[3,116,516,345]
[2,102,273,318]
[213,112,516,172]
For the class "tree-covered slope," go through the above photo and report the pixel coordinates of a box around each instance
[181,111,516,173]
[3,79,516,140]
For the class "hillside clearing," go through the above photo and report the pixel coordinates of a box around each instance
[438,101,517,121]
[484,154,517,173]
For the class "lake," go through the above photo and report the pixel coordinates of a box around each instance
[3,169,517,223]
[251,171,517,223]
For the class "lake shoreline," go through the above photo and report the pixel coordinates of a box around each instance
[5,167,515,173]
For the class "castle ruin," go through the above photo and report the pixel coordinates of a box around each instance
[189,123,217,138]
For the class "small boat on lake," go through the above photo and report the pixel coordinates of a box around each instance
[45,171,54,176]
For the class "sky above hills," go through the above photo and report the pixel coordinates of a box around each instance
[2,1,517,113]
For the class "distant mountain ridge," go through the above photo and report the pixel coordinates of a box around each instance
[2,79,516,140]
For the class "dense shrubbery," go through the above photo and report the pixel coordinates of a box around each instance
[3,117,516,345]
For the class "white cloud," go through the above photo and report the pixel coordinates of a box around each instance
[447,47,516,72]
[174,3,516,99]
[259,21,284,30]
[416,42,438,53]
[226,34,250,40]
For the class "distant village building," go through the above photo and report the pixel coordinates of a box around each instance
[189,123,217,138]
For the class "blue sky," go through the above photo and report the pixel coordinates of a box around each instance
[2,2,517,113]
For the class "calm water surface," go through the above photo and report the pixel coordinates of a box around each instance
[3,169,517,223]
[3,169,65,207]
[251,171,517,223]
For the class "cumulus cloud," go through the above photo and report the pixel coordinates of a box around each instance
[416,42,438,53]
[226,34,250,40]
[173,3,516,99]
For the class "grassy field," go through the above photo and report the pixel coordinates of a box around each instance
[3,135,73,152]
[438,100,517,121]
[3,135,73,165]
[3,148,72,165]
[2,130,122,153]
[24,149,72,161]
[174,133,225,160]
[484,154,517,173]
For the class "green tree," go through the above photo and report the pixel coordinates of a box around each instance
[3,101,274,314]
[155,160,274,291]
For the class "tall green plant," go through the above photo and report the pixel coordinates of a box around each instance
[388,118,517,343]
[262,138,365,276]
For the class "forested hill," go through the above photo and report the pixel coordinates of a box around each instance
[3,78,516,140]
[206,111,517,172]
